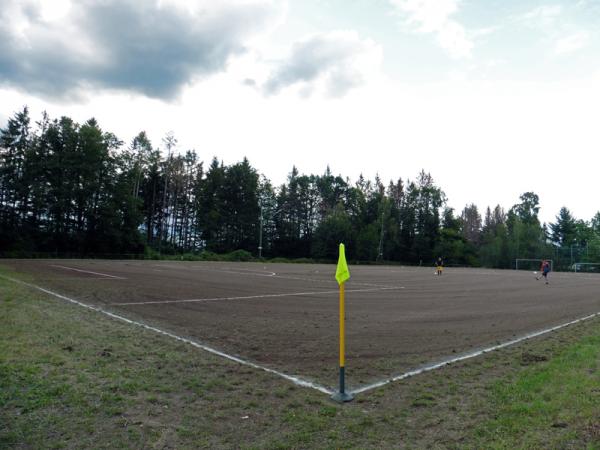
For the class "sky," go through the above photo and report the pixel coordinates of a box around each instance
[1,0,599,225]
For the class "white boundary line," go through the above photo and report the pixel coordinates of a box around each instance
[222,267,278,276]
[0,274,333,395]
[27,277,123,281]
[115,286,405,306]
[270,274,395,289]
[153,263,396,288]
[4,271,600,398]
[50,265,125,280]
[350,311,600,395]
[155,264,277,278]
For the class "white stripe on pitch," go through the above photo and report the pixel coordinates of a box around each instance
[0,275,333,395]
[115,286,405,306]
[50,265,125,279]
[154,263,397,288]
[5,272,597,398]
[155,264,277,278]
[350,311,600,395]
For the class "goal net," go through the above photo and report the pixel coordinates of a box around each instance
[572,262,600,273]
[515,259,554,272]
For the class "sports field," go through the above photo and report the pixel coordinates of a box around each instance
[2,259,600,395]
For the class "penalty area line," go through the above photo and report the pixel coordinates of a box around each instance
[115,286,405,306]
[351,310,600,395]
[50,265,125,279]
[0,274,333,396]
[155,264,277,277]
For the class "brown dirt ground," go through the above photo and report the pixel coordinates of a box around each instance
[3,259,600,391]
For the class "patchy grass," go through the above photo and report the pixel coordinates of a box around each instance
[472,335,600,449]
[1,266,600,448]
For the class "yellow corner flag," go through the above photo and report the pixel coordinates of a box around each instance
[335,243,350,285]
[332,243,353,402]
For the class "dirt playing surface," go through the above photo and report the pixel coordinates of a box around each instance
[2,259,600,391]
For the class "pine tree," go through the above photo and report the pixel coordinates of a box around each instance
[549,207,577,247]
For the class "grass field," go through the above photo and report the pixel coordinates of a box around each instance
[2,261,600,448]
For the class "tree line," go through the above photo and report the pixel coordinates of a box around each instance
[1,107,599,270]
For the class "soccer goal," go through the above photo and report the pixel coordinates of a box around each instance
[572,262,600,273]
[515,259,553,272]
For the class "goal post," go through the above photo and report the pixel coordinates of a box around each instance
[515,259,553,272]
[572,262,600,273]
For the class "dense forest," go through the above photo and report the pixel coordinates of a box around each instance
[1,107,599,270]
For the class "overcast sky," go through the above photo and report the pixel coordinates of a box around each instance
[1,0,599,224]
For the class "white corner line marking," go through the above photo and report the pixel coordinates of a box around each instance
[0,274,332,395]
[50,265,125,280]
[114,286,405,306]
[350,311,600,395]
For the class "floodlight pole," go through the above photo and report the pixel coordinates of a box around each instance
[377,208,385,261]
[258,204,283,259]
[158,140,173,255]
[258,205,263,259]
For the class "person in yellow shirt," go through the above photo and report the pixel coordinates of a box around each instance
[435,257,444,276]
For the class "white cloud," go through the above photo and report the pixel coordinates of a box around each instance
[519,4,563,26]
[485,58,506,69]
[389,0,473,59]
[3,0,600,227]
[554,31,590,55]
[262,30,382,97]
[515,5,592,59]
[0,0,284,99]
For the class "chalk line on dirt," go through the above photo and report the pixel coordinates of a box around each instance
[115,286,405,306]
[350,311,600,395]
[50,265,125,280]
[0,274,334,395]
[4,270,598,398]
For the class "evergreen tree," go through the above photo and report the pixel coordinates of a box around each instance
[220,158,260,252]
[312,202,353,260]
[198,158,226,252]
[435,207,477,266]
[411,171,444,264]
[480,205,509,268]
[460,204,482,245]
[6,105,596,268]
[507,192,548,263]
[549,207,577,247]
[0,107,31,248]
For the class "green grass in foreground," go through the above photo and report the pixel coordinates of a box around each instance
[472,335,600,448]
[1,267,600,449]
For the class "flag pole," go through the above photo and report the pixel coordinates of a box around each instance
[332,244,354,403]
